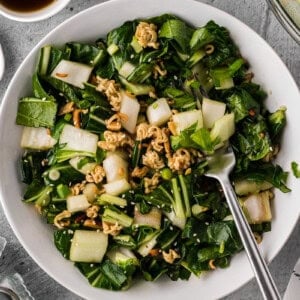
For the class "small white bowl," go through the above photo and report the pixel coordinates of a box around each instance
[0,0,70,22]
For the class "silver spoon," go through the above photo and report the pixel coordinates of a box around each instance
[0,43,5,81]
[0,286,19,300]
[205,145,281,300]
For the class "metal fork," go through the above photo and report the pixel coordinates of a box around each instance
[205,145,281,300]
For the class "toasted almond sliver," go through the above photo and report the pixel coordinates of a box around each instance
[56,72,68,78]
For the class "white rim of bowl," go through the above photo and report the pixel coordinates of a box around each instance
[0,0,71,22]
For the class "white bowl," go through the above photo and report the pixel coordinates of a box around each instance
[0,0,70,22]
[0,0,299,299]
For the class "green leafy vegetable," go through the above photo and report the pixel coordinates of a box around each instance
[164,87,196,111]
[54,229,74,259]
[43,163,84,185]
[21,152,47,184]
[233,163,290,193]
[200,21,239,68]
[23,179,52,206]
[210,58,244,88]
[159,19,193,53]
[170,124,198,150]
[227,88,260,122]
[267,107,287,140]
[291,161,300,178]
[190,27,214,51]
[67,42,107,66]
[191,128,219,154]
[127,63,153,83]
[41,76,81,103]
[16,97,57,128]
[32,73,55,101]
[233,117,272,161]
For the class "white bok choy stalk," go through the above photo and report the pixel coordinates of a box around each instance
[241,191,273,224]
[137,230,161,257]
[146,98,172,126]
[103,151,129,183]
[201,97,226,129]
[69,156,97,175]
[59,124,99,156]
[82,183,99,203]
[165,175,191,230]
[106,247,139,269]
[51,59,93,89]
[21,126,57,150]
[172,109,203,135]
[70,230,108,262]
[133,205,162,230]
[103,179,131,196]
[119,91,140,134]
[210,113,235,143]
[66,194,91,213]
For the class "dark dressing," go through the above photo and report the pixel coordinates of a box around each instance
[0,0,56,13]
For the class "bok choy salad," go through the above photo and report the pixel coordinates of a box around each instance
[16,14,290,291]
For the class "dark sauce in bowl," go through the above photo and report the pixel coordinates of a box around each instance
[0,0,56,12]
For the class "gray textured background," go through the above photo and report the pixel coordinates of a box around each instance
[0,0,299,299]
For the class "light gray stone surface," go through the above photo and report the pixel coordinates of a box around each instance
[0,0,299,299]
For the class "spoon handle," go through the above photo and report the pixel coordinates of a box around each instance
[219,175,281,300]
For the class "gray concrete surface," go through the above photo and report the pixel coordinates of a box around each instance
[0,0,299,299]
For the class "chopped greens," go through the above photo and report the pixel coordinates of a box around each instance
[16,97,57,128]
[16,14,289,292]
[291,161,300,178]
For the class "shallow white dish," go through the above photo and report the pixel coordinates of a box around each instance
[0,0,299,299]
[0,0,70,22]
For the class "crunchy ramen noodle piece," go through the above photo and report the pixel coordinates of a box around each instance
[96,76,122,111]
[147,125,161,138]
[153,63,167,79]
[149,126,169,153]
[144,172,161,194]
[98,130,134,151]
[148,90,157,99]
[71,181,86,196]
[83,219,102,229]
[168,148,191,171]
[142,150,165,170]
[58,101,75,115]
[86,205,100,219]
[86,165,106,184]
[162,249,181,264]
[105,113,122,131]
[102,221,123,236]
[71,108,88,128]
[209,259,216,270]
[136,122,150,141]
[131,166,149,178]
[254,232,263,244]
[135,22,159,49]
[72,109,82,128]
[168,121,177,136]
[53,210,71,229]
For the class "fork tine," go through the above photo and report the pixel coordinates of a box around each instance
[205,144,236,178]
